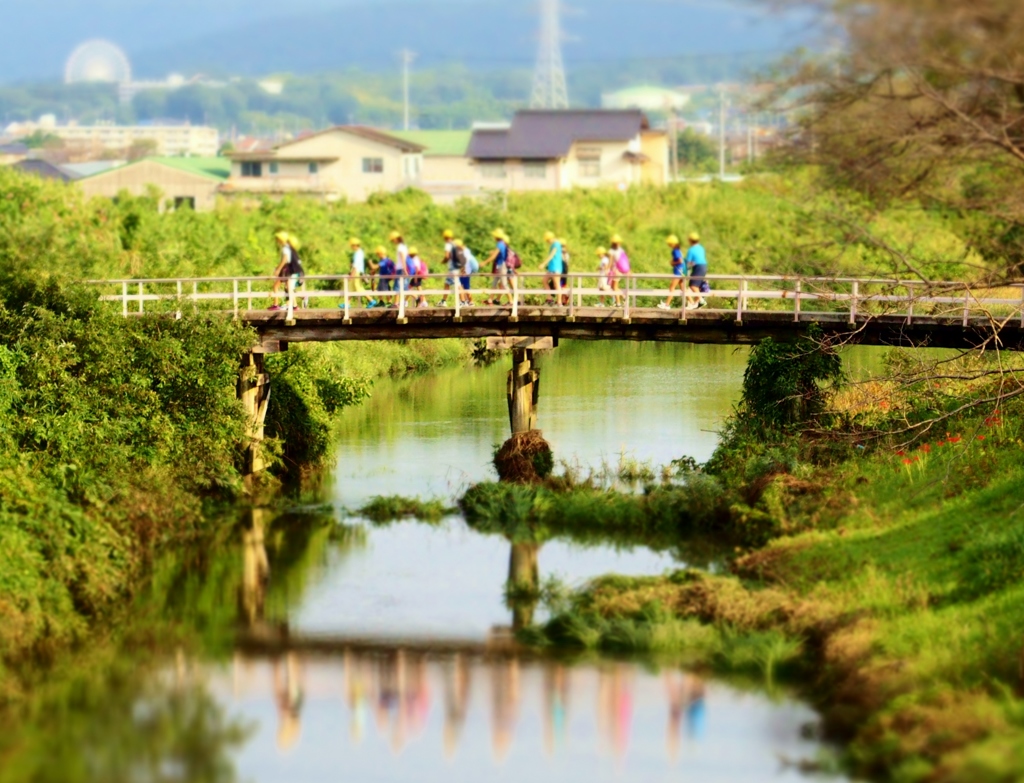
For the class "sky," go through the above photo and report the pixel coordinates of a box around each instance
[0,0,812,83]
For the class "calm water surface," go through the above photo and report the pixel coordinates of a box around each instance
[197,342,849,782]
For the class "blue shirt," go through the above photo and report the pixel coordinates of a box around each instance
[378,258,396,277]
[671,246,684,274]
[496,240,509,265]
[547,241,564,274]
[685,244,707,270]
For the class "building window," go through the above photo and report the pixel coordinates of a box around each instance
[308,162,319,174]
[269,162,279,175]
[241,161,262,178]
[480,162,507,179]
[523,161,547,179]
[577,147,602,178]
[173,196,196,211]
[362,157,384,174]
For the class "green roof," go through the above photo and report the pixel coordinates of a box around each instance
[390,130,471,157]
[152,156,231,180]
[77,156,231,182]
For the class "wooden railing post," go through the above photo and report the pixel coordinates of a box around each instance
[246,280,253,312]
[232,279,239,320]
[192,280,199,314]
[343,277,351,323]
[962,289,970,328]
[568,274,576,321]
[623,275,631,322]
[175,280,183,320]
[849,281,859,325]
[122,281,128,317]
[511,277,519,322]
[286,276,296,323]
[397,277,407,323]
[680,275,689,322]
[138,282,144,314]
[454,277,462,321]
[793,279,802,322]
[736,279,747,322]
[1019,285,1024,329]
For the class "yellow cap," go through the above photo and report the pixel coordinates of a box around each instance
[543,231,555,242]
[596,246,607,256]
[409,246,419,256]
[443,229,454,240]
[492,228,505,239]
[349,237,361,246]
[610,234,622,244]
[288,236,301,251]
[274,231,290,244]
[666,235,680,246]
[689,232,701,243]
[389,230,402,242]
[454,239,465,248]
[375,245,387,256]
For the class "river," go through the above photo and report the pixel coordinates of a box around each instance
[1,342,856,783]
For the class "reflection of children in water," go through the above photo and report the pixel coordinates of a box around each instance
[597,664,634,761]
[373,650,432,755]
[273,652,305,752]
[443,654,471,759]
[543,664,570,756]
[343,650,370,743]
[665,671,707,759]
[490,657,521,761]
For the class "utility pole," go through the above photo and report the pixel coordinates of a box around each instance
[718,87,727,179]
[400,49,416,131]
[530,0,569,109]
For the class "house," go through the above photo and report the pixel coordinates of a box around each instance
[11,159,78,182]
[466,110,669,192]
[0,142,29,166]
[221,126,426,203]
[391,130,475,203]
[77,157,230,212]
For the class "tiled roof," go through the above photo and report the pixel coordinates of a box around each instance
[272,126,427,154]
[467,110,650,161]
[12,159,76,182]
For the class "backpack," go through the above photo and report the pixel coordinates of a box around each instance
[508,248,523,270]
[287,245,305,277]
[452,246,466,270]
[418,257,428,276]
[615,250,631,275]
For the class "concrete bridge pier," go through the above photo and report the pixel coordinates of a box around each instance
[238,344,277,482]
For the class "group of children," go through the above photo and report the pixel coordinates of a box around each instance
[271,227,710,311]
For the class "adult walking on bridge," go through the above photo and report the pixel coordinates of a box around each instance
[685,232,708,310]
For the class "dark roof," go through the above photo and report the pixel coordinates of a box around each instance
[12,159,76,182]
[467,110,651,161]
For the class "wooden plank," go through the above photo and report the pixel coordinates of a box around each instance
[486,336,555,351]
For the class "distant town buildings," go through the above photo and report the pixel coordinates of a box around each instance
[3,118,219,158]
[79,157,230,212]
[601,85,690,113]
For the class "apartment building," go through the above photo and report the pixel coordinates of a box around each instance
[50,123,219,157]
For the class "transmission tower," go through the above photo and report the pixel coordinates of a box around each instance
[530,0,569,109]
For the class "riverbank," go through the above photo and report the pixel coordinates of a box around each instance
[520,366,1024,781]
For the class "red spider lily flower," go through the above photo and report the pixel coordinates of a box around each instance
[920,444,932,453]
[913,456,921,462]
[937,441,946,447]
[948,436,962,443]
[896,450,906,456]
[977,435,986,441]
[902,459,913,465]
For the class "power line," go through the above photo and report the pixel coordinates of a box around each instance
[530,0,569,109]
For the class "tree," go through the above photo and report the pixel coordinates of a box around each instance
[676,128,717,172]
[777,0,1024,271]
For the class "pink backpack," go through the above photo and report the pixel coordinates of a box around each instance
[615,251,631,275]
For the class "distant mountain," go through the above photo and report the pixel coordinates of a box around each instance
[0,0,810,83]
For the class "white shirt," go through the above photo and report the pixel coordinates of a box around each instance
[351,248,366,275]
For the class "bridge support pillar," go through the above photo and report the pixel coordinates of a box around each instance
[239,349,272,481]
[508,542,539,630]
[507,348,540,435]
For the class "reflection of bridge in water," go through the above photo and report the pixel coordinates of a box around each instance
[230,510,708,761]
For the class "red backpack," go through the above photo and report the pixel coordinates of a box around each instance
[507,248,523,270]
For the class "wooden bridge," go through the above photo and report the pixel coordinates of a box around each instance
[89,272,1024,478]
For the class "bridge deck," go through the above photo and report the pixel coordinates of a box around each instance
[245,305,1022,351]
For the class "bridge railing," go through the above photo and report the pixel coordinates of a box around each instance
[85,273,1024,327]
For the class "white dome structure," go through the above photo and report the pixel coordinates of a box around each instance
[65,40,132,84]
